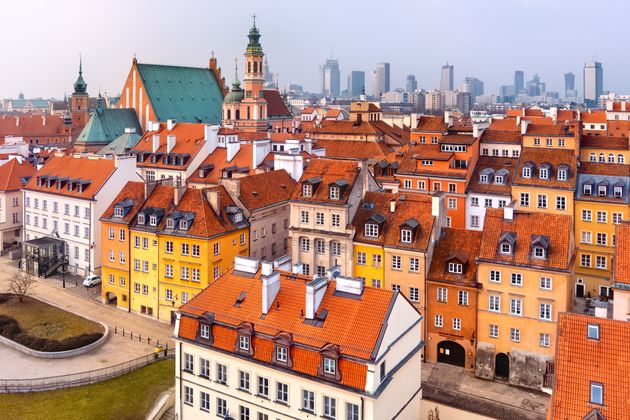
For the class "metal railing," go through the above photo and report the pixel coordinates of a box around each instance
[0,347,174,393]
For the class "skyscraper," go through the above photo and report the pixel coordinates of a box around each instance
[584,62,603,106]
[263,57,275,88]
[321,59,340,97]
[460,77,484,100]
[371,62,390,97]
[406,74,418,92]
[348,71,365,99]
[440,63,454,91]
[514,70,524,94]
[564,72,575,98]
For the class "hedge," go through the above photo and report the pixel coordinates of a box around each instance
[0,315,103,352]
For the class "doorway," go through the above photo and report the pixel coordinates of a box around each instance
[437,340,466,367]
[495,353,510,380]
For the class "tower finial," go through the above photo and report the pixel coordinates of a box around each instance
[79,53,83,75]
[252,13,257,27]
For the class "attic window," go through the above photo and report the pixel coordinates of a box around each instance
[598,186,607,197]
[303,184,312,197]
[480,174,489,183]
[495,175,504,184]
[614,186,623,198]
[448,262,463,274]
[137,214,145,225]
[539,167,549,180]
[557,168,568,181]
[365,223,379,237]
[533,246,545,258]
[114,207,124,217]
[522,166,532,178]
[500,243,512,254]
[583,184,592,195]
[329,186,340,200]
[166,219,174,229]
[401,229,413,243]
[149,215,157,226]
[234,212,243,223]
[179,220,188,230]
[587,323,600,340]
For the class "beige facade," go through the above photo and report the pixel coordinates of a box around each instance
[0,190,23,252]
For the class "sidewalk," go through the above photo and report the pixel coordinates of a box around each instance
[422,362,549,420]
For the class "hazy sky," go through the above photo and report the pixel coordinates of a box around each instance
[2,0,627,99]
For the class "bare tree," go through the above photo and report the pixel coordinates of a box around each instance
[8,272,36,302]
[428,406,440,420]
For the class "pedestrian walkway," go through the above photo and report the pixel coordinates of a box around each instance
[422,362,549,420]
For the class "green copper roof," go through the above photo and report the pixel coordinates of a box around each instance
[76,108,142,145]
[74,59,87,94]
[246,20,263,56]
[136,63,223,124]
[96,131,141,156]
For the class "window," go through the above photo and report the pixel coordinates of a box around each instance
[346,403,360,420]
[323,396,337,419]
[392,284,400,292]
[522,166,531,178]
[365,223,379,237]
[597,211,607,223]
[458,290,468,305]
[300,238,310,252]
[216,363,227,384]
[582,209,592,222]
[448,262,462,274]
[217,398,228,416]
[200,324,210,340]
[257,376,269,397]
[433,181,441,191]
[403,179,412,189]
[192,244,200,257]
[181,243,189,256]
[200,391,210,412]
[581,231,592,244]
[239,405,250,420]
[596,256,606,270]
[490,270,501,283]
[239,335,250,351]
[540,277,552,290]
[434,314,443,327]
[540,333,550,348]
[331,213,340,227]
[557,169,567,181]
[316,239,325,254]
[401,229,412,243]
[597,233,607,246]
[510,328,520,342]
[510,298,522,316]
[142,284,148,295]
[276,382,288,404]
[192,268,200,282]
[181,266,189,280]
[437,287,447,302]
[302,184,312,197]
[448,198,457,209]
[587,323,600,340]
[511,273,523,286]
[108,274,115,285]
[452,318,461,330]
[539,168,548,179]
[149,215,157,226]
[302,390,315,412]
[108,227,115,240]
[539,303,552,321]
[537,194,547,209]
[331,241,341,256]
[409,257,420,272]
[489,295,501,312]
[166,289,173,301]
[405,287,419,303]
[165,264,173,278]
[134,259,140,271]
[357,252,366,265]
[239,370,250,391]
[556,196,566,211]
[581,254,591,267]
[119,229,125,241]
[184,353,194,372]
[329,186,340,200]
[181,292,189,303]
[240,233,246,245]
[471,197,479,207]
[276,346,288,363]
[392,255,401,270]
[520,192,530,207]
[166,241,173,253]
[613,212,623,224]
[484,198,492,208]
[500,242,512,254]
[489,324,499,338]
[417,180,426,190]
[470,215,480,228]
[316,212,324,225]
[300,211,309,224]
[108,250,115,262]
[184,386,194,405]
[590,383,603,405]
[323,358,336,375]
[371,254,381,267]
[119,251,126,264]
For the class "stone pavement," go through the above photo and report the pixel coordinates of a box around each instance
[422,362,549,420]
[0,257,176,379]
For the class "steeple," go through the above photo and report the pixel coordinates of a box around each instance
[232,58,241,89]
[246,14,263,56]
[73,55,87,94]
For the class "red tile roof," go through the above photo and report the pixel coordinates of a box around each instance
[479,209,574,272]
[525,123,576,136]
[488,119,519,131]
[262,89,292,118]
[0,114,68,139]
[187,145,256,185]
[292,158,360,205]
[24,155,117,199]
[235,170,296,212]
[438,133,477,145]
[466,157,518,195]
[315,139,393,160]
[0,159,36,192]
[581,110,606,124]
[415,116,448,132]
[100,181,146,223]
[133,122,206,169]
[551,313,630,420]
[427,228,482,287]
[513,148,577,190]
[614,221,630,287]
[480,129,522,144]
[581,135,629,150]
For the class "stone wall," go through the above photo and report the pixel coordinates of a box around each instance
[509,349,552,390]
[475,341,495,380]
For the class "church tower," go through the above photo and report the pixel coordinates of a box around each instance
[71,57,89,128]
[238,16,268,132]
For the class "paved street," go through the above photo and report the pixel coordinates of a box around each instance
[0,257,175,380]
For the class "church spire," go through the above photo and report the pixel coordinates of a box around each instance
[73,55,87,94]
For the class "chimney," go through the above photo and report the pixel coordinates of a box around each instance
[205,189,221,216]
[174,185,186,206]
[42,115,46,126]
[261,261,281,315]
[234,256,259,274]
[431,191,444,218]
[167,135,176,153]
[124,127,136,134]
[520,119,529,135]
[144,180,157,199]
[516,116,521,127]
[305,276,329,320]
[15,117,19,127]
[504,200,515,220]
[593,301,608,319]
[219,177,240,203]
[226,136,240,162]
[152,134,160,153]
[167,119,176,130]
[292,263,304,274]
[335,276,364,295]
[390,200,396,213]
[273,255,291,271]
[204,124,219,154]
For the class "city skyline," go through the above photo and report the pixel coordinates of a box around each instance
[1,0,626,99]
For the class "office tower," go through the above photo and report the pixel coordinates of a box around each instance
[514,70,524,94]
[425,90,443,113]
[564,72,575,94]
[460,77,484,100]
[526,74,542,97]
[371,62,390,97]
[348,71,365,99]
[500,85,516,97]
[456,92,472,116]
[584,62,603,106]
[441,63,454,91]
[321,59,340,97]
[406,74,418,92]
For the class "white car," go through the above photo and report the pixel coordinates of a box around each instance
[83,275,101,288]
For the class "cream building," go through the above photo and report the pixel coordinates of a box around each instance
[0,158,35,253]
[174,256,423,420]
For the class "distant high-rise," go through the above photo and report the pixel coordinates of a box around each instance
[406,75,418,92]
[321,59,340,97]
[584,62,603,106]
[514,70,524,94]
[440,63,454,91]
[460,77,484,100]
[371,62,390,97]
[348,71,365,99]
[564,72,575,98]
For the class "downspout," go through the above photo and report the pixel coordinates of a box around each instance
[361,396,364,420]
[88,200,92,276]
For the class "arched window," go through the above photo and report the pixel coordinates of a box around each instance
[248,62,251,73]
[589,153,596,162]
[253,61,258,74]
[599,153,605,162]
[247,106,251,120]
[608,153,615,163]
[235,109,240,120]
[260,106,263,119]
[618,154,625,164]
[227,109,231,120]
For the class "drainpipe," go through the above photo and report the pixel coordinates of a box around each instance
[361,396,364,420]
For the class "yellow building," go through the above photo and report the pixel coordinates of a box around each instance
[100,182,146,310]
[157,186,248,323]
[580,135,629,165]
[522,122,580,154]
[512,148,577,219]
[476,207,575,390]
[574,162,630,298]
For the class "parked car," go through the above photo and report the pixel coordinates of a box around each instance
[83,275,101,288]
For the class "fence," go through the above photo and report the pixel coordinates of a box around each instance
[0,347,174,393]
[110,325,172,349]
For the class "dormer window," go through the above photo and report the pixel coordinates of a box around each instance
[614,186,623,198]
[166,219,175,229]
[137,214,145,225]
[480,174,489,183]
[533,246,545,258]
[318,344,341,381]
[276,346,288,362]
[235,323,254,356]
[584,184,592,195]
[401,229,412,243]
[179,220,188,230]
[330,186,340,200]
[539,168,549,179]
[200,323,210,339]
[272,332,293,367]
[239,335,250,351]
[498,232,516,255]
[495,175,504,184]
[149,215,157,226]
[598,186,607,196]
[323,358,336,375]
[365,223,379,237]
[557,169,567,181]
[448,262,463,274]
[500,243,512,254]
[234,212,243,223]
[522,166,531,178]
[303,184,312,197]
[114,207,124,217]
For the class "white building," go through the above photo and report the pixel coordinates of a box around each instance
[0,158,35,253]
[174,256,424,420]
[22,154,141,276]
